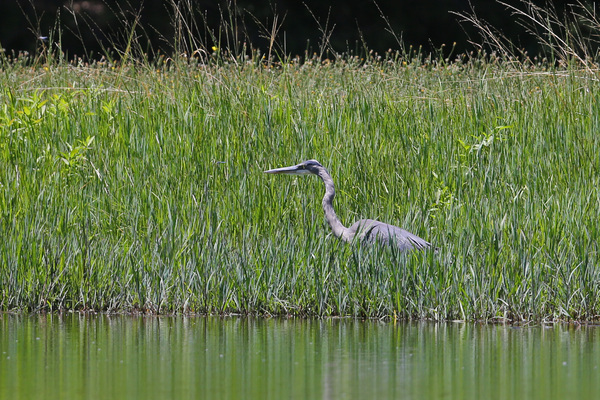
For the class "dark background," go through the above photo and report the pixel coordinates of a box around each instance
[0,0,577,60]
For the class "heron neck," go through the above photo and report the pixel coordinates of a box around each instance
[318,169,349,240]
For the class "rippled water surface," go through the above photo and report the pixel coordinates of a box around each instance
[1,315,599,399]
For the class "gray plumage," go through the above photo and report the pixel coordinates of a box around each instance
[264,159,431,251]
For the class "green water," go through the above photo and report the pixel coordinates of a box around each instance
[1,315,599,400]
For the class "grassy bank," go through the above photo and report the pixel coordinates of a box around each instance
[0,53,599,321]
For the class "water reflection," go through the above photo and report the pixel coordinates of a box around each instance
[1,315,599,400]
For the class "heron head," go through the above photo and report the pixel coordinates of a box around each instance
[264,159,324,176]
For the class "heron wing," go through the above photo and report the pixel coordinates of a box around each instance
[350,219,431,251]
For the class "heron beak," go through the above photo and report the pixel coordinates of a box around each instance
[264,164,310,175]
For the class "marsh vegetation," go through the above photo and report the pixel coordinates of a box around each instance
[1,1,599,321]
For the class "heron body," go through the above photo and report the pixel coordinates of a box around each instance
[264,159,431,251]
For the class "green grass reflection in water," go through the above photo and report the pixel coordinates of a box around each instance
[1,315,599,400]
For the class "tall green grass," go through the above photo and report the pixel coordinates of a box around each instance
[0,50,599,321]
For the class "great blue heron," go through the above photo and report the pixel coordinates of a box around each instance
[264,159,432,251]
